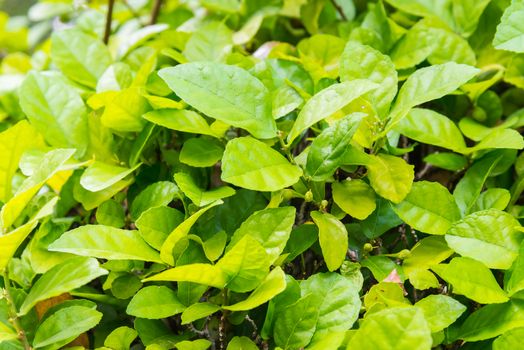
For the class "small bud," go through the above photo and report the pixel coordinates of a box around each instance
[397,249,411,259]
[304,190,313,202]
[363,243,373,252]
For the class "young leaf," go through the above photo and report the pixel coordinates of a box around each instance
[346,307,432,350]
[273,294,319,350]
[415,295,466,333]
[51,28,112,88]
[159,62,276,139]
[181,302,221,325]
[366,153,414,203]
[127,286,186,319]
[135,206,184,250]
[431,257,509,304]
[340,41,398,116]
[19,257,107,316]
[143,109,216,136]
[386,63,479,131]
[493,0,524,53]
[310,211,348,272]
[80,161,140,192]
[305,113,365,181]
[216,235,270,292]
[0,120,44,202]
[221,137,302,192]
[19,72,89,154]
[32,306,102,349]
[445,209,522,269]
[229,207,295,264]
[160,200,222,265]
[393,181,461,235]
[143,263,228,288]
[458,300,524,341]
[174,172,235,207]
[224,267,286,311]
[395,108,466,152]
[301,272,361,339]
[179,138,224,168]
[48,225,163,263]
[130,181,179,220]
[287,80,378,144]
[332,179,376,220]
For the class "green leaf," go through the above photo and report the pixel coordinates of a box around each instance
[175,173,234,207]
[48,225,163,263]
[229,207,295,264]
[221,137,302,192]
[143,109,216,137]
[19,257,107,316]
[340,41,398,116]
[100,87,149,132]
[80,161,140,192]
[224,267,286,311]
[415,295,466,332]
[159,62,276,139]
[505,241,524,296]
[493,327,524,350]
[310,211,348,272]
[217,235,270,292]
[396,108,466,152]
[183,21,233,62]
[424,152,467,171]
[346,307,432,350]
[445,209,522,269]
[0,120,43,202]
[386,63,479,131]
[181,302,221,325]
[431,257,509,304]
[104,326,138,350]
[143,263,227,288]
[226,337,258,350]
[301,272,361,339]
[96,199,125,228]
[287,80,378,144]
[453,151,504,215]
[160,200,222,265]
[179,138,224,168]
[127,286,186,319]
[458,300,524,341]
[403,236,454,276]
[50,28,112,88]
[130,181,179,220]
[135,206,184,250]
[175,339,212,350]
[1,148,76,232]
[332,179,376,220]
[33,306,102,349]
[366,153,414,203]
[273,294,319,350]
[393,181,461,235]
[305,113,365,181]
[0,322,17,342]
[493,0,524,53]
[19,71,88,154]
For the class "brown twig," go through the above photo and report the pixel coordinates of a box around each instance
[150,0,163,25]
[330,0,348,21]
[103,0,115,44]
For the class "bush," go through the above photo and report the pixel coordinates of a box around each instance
[1,0,524,349]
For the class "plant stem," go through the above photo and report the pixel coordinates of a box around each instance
[103,0,115,44]
[2,270,32,350]
[150,0,163,25]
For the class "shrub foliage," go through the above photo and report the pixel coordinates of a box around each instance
[1,0,524,349]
